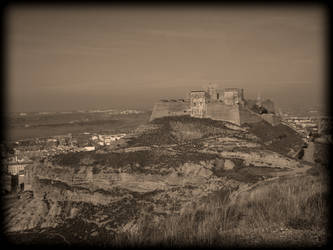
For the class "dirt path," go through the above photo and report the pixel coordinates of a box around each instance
[302,142,315,163]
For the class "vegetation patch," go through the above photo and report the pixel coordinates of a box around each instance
[313,142,330,165]
[52,148,217,174]
[127,121,175,146]
[112,172,328,247]
[152,115,231,129]
[246,121,304,155]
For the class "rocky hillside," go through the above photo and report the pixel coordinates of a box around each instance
[4,116,326,247]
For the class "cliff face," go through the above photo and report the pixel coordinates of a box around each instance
[5,116,305,245]
[10,156,242,237]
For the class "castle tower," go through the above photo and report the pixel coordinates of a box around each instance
[190,90,207,118]
[206,83,218,102]
[220,88,244,106]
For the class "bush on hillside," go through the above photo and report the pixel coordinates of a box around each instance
[246,121,304,155]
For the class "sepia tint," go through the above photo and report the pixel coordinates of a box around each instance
[2,4,331,247]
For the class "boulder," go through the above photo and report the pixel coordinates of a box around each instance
[224,159,235,170]
[91,231,98,237]
[180,162,212,178]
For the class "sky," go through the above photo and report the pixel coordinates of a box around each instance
[7,5,326,113]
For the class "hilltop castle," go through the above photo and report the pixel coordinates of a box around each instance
[150,84,280,126]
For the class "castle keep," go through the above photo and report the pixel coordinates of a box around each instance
[150,84,280,126]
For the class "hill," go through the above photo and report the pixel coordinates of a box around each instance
[3,116,327,247]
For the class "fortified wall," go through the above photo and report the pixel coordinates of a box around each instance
[261,114,281,126]
[150,84,280,126]
[149,99,190,122]
[206,103,241,125]
[239,106,263,124]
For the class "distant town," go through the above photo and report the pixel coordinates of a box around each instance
[2,109,147,193]
[14,108,145,117]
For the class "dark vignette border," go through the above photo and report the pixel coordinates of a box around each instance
[0,1,331,249]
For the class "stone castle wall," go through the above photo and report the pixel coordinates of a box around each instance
[150,100,281,127]
[239,107,263,125]
[150,100,242,125]
[149,100,190,122]
[206,103,241,125]
[239,107,281,126]
[261,114,281,126]
[150,86,280,126]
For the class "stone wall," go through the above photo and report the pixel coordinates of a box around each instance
[206,103,241,125]
[150,100,190,122]
[239,107,263,125]
[190,91,207,118]
[217,88,245,105]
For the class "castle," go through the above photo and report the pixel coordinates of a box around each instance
[150,84,280,126]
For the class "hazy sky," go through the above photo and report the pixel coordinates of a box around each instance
[7,5,326,112]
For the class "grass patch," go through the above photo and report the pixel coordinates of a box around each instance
[114,172,328,246]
